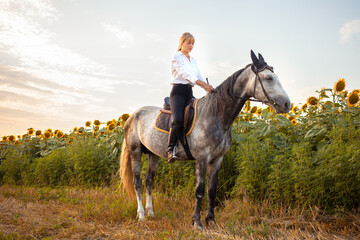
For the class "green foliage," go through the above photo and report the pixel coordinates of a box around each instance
[0,84,359,211]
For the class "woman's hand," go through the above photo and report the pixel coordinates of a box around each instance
[196,80,214,93]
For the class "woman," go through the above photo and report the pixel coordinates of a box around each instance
[168,32,214,163]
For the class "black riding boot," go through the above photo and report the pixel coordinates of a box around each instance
[168,122,181,163]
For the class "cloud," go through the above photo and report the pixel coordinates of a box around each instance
[339,19,360,44]
[0,0,119,90]
[146,33,163,41]
[102,23,134,48]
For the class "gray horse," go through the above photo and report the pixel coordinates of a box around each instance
[120,50,291,230]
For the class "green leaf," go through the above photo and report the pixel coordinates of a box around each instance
[305,124,327,138]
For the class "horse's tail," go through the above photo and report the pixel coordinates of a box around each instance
[120,138,136,199]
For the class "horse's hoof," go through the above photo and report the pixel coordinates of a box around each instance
[137,212,145,221]
[193,219,204,230]
[205,213,216,227]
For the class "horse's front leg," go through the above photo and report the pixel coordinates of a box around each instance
[192,159,207,230]
[205,156,223,226]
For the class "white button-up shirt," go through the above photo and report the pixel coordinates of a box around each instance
[171,51,205,86]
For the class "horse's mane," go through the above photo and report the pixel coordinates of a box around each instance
[199,64,252,127]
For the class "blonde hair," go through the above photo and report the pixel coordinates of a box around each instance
[177,32,195,52]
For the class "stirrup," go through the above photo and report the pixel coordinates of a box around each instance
[168,146,179,163]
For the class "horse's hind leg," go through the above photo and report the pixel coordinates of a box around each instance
[145,152,159,218]
[130,145,145,220]
[205,156,223,226]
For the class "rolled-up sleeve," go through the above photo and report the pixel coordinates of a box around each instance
[172,55,198,84]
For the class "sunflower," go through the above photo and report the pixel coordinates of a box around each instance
[17,135,21,139]
[319,88,327,100]
[106,120,113,126]
[85,121,91,127]
[347,90,359,107]
[292,105,299,114]
[107,123,116,132]
[73,127,78,133]
[291,119,297,125]
[43,131,52,139]
[92,131,98,137]
[93,120,101,126]
[120,113,130,122]
[77,127,85,135]
[334,78,346,93]
[56,131,64,138]
[2,136,8,141]
[244,101,251,112]
[256,108,262,116]
[307,96,318,106]
[35,130,42,137]
[28,128,34,135]
[287,115,296,122]
[8,135,16,142]
[68,136,74,144]
[250,106,258,114]
[46,128,52,133]
[14,140,20,145]
[301,103,307,112]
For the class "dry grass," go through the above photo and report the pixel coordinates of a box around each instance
[0,185,359,240]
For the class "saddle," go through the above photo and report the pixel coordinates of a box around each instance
[155,97,198,136]
[154,97,199,160]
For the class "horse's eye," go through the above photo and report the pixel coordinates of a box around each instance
[266,76,273,81]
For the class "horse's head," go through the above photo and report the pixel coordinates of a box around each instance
[246,50,291,114]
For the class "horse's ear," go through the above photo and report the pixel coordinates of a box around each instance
[251,50,258,63]
[258,53,265,62]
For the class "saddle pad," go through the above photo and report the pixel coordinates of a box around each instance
[154,99,198,136]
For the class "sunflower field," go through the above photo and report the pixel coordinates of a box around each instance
[0,79,359,211]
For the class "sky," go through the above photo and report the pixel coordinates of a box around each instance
[0,0,359,136]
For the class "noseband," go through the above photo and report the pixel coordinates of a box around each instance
[237,64,277,107]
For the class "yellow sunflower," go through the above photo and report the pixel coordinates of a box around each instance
[43,131,52,139]
[319,88,327,100]
[106,120,113,126]
[301,103,307,112]
[85,121,91,127]
[287,115,296,122]
[347,90,359,107]
[14,140,20,145]
[291,119,297,125]
[107,123,116,132]
[244,101,251,112]
[8,135,16,142]
[92,131,98,137]
[28,128,34,135]
[17,135,21,139]
[292,105,299,114]
[334,78,346,93]
[2,136,7,141]
[56,131,64,138]
[35,130,42,137]
[46,128,52,133]
[256,108,262,116]
[77,127,85,135]
[250,106,257,114]
[307,96,318,106]
[68,136,74,144]
[93,120,101,126]
[120,113,130,122]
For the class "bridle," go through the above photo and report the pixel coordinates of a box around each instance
[236,64,277,107]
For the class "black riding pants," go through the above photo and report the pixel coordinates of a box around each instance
[170,84,193,127]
